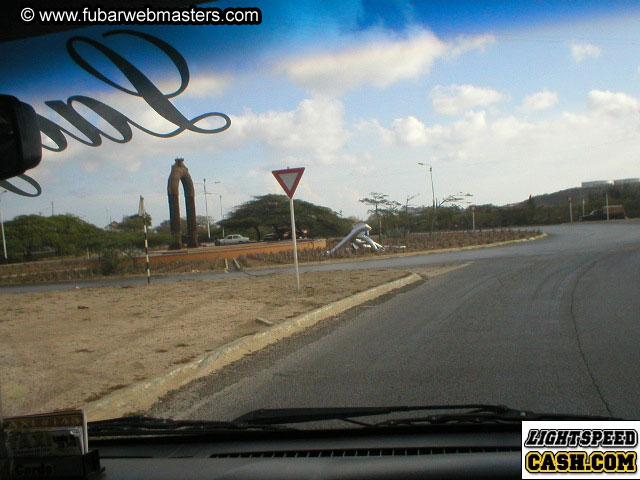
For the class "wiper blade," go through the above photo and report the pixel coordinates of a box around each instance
[232,405,620,427]
[88,415,291,437]
[374,410,620,427]
[233,404,512,426]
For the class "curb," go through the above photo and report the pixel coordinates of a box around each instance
[84,272,424,421]
[242,232,549,272]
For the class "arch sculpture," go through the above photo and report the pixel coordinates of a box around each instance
[167,158,198,249]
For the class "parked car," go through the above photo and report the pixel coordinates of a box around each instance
[215,234,250,246]
[262,232,280,242]
[261,228,309,241]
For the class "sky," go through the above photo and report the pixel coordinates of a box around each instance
[1,0,640,228]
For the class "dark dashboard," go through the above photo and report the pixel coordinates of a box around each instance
[91,424,522,479]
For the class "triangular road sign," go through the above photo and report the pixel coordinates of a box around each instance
[272,167,305,199]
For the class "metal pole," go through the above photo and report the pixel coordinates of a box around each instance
[569,200,573,223]
[605,193,609,220]
[143,221,150,284]
[472,209,475,232]
[582,199,585,216]
[220,195,224,238]
[203,179,211,241]
[0,191,7,262]
[429,166,436,233]
[289,197,300,292]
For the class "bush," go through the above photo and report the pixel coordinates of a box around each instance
[99,248,123,275]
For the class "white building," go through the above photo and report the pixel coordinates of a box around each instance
[581,180,614,188]
[613,178,640,185]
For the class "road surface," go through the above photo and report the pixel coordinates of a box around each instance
[149,221,640,421]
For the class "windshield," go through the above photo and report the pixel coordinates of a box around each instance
[1,1,639,429]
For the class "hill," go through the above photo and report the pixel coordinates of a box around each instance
[525,182,640,217]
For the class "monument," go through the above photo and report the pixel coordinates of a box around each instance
[167,158,198,249]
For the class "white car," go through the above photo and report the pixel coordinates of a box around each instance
[215,234,250,246]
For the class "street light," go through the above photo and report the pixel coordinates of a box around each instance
[0,190,8,262]
[418,162,436,232]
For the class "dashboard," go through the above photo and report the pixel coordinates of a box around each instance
[92,424,522,479]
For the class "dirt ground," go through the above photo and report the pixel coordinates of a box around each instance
[0,267,458,417]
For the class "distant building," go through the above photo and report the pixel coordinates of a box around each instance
[104,221,120,232]
[581,180,614,188]
[613,178,640,185]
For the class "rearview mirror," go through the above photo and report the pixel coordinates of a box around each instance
[0,95,42,180]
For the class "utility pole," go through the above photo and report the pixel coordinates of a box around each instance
[196,179,220,243]
[51,201,54,216]
[203,179,211,242]
[219,194,224,237]
[605,192,609,220]
[418,163,436,233]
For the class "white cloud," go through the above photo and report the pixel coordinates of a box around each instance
[587,90,640,117]
[522,89,558,112]
[153,72,232,99]
[225,97,349,165]
[281,30,495,96]
[390,116,429,146]
[377,90,640,165]
[179,74,232,98]
[448,34,496,57]
[431,84,504,115]
[570,42,601,62]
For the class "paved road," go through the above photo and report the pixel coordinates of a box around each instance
[150,221,640,420]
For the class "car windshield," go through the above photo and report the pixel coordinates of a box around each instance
[1,1,639,429]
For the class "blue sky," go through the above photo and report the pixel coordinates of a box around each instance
[1,0,640,227]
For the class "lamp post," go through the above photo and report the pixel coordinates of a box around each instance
[0,190,7,262]
[418,162,436,232]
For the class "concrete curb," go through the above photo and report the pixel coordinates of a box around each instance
[242,232,549,272]
[84,272,424,421]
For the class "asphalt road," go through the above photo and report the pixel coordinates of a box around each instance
[149,221,640,421]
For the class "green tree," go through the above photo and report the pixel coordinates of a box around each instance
[220,194,350,241]
[117,213,152,232]
[4,214,107,261]
[4,215,57,260]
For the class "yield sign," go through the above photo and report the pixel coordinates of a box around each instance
[272,167,305,198]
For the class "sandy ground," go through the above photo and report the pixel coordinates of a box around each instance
[0,268,446,417]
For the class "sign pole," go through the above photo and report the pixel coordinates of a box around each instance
[569,200,573,223]
[139,195,151,284]
[289,197,300,292]
[568,195,574,223]
[272,167,305,293]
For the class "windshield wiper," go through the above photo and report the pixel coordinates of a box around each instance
[88,406,620,437]
[88,415,292,437]
[232,404,619,427]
